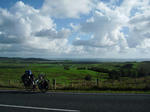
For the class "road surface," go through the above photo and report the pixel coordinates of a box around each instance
[0,90,149,112]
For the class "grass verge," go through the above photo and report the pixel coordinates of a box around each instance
[0,87,150,94]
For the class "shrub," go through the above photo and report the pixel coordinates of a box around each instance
[64,65,70,70]
[84,75,92,81]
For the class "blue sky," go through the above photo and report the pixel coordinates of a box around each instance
[0,0,43,9]
[0,0,150,58]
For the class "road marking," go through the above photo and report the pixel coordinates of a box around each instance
[0,104,80,112]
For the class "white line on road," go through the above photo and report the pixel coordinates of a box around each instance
[0,104,80,112]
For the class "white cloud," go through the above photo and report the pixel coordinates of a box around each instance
[125,0,150,48]
[35,28,71,39]
[41,0,93,18]
[73,2,128,53]
[0,0,150,58]
[0,1,72,57]
[72,0,150,58]
[0,1,55,44]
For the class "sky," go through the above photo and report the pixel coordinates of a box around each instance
[0,0,150,59]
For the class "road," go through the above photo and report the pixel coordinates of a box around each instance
[0,90,149,112]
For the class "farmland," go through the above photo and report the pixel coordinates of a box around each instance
[0,57,150,92]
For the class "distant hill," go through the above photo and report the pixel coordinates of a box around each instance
[55,58,150,62]
[0,57,150,62]
[0,57,50,62]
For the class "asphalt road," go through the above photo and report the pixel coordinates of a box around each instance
[0,90,150,112]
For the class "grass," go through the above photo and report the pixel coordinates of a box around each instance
[0,61,103,82]
[0,87,150,94]
[0,62,100,86]
[49,90,150,94]
[0,59,150,93]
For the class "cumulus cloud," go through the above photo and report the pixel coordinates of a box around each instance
[127,13,150,48]
[0,1,54,43]
[0,1,72,57]
[124,0,150,49]
[73,2,128,53]
[72,0,150,58]
[0,33,23,44]
[0,0,150,58]
[41,0,93,18]
[35,28,71,39]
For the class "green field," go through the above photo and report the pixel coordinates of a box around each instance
[0,57,150,92]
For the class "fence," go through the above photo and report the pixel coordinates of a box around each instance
[0,78,150,91]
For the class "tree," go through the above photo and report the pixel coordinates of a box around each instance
[84,75,92,81]
[64,65,70,70]
[108,70,120,80]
